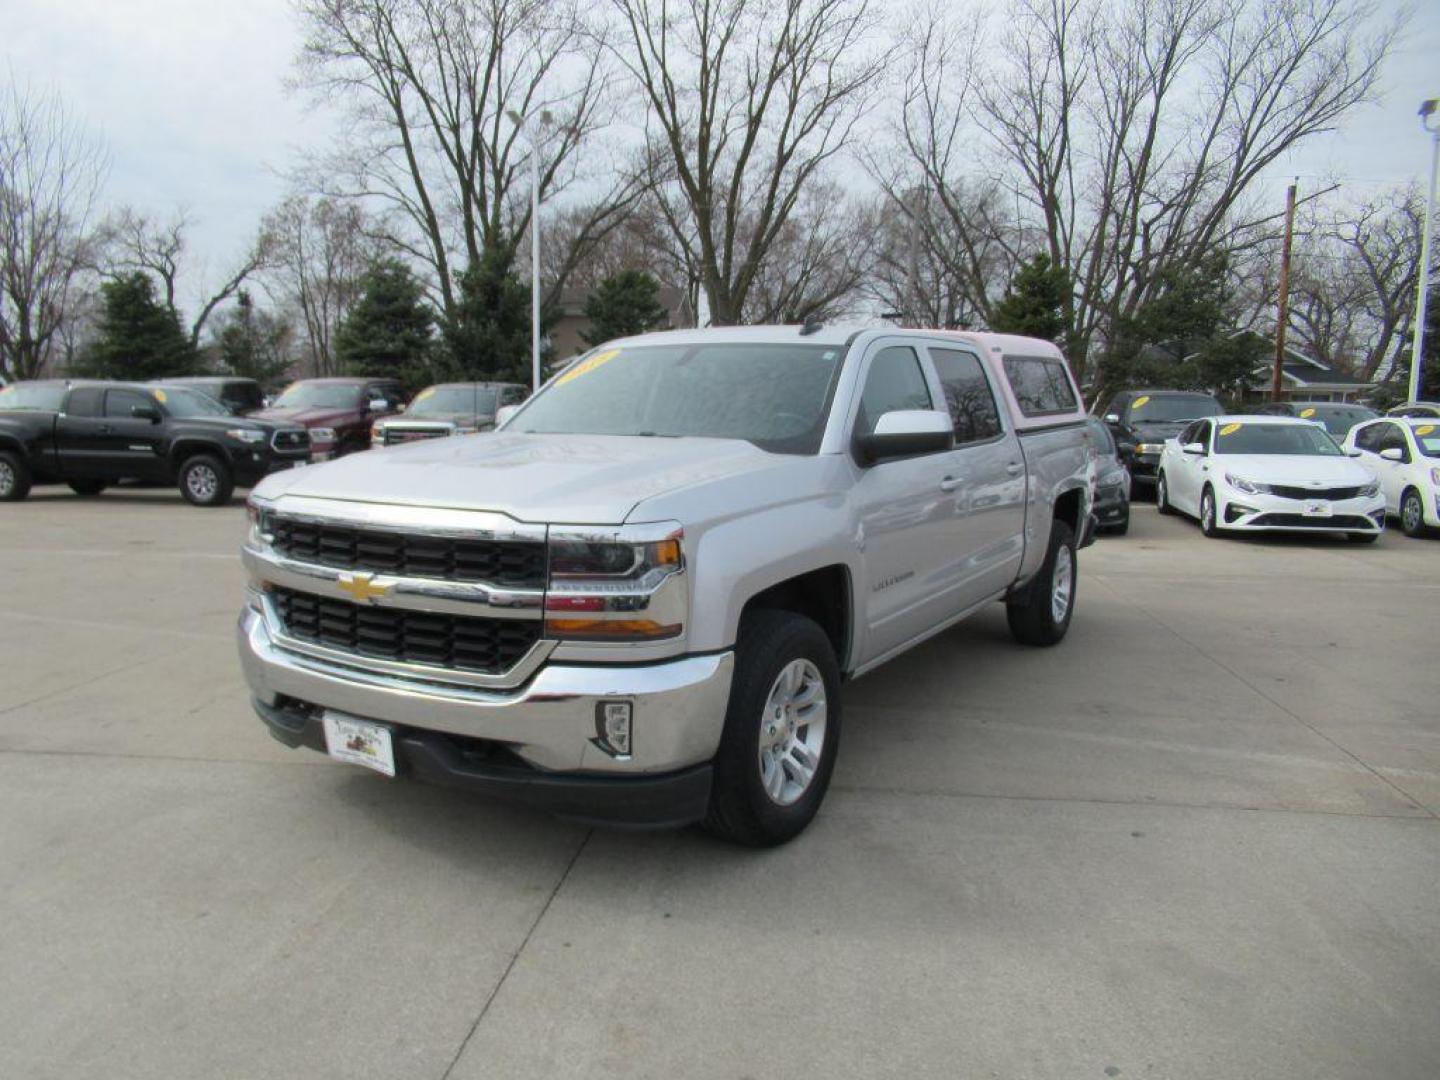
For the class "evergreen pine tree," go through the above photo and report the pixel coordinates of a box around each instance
[80,271,198,379]
[988,255,1071,343]
[334,259,435,389]
[582,269,669,346]
[440,244,533,383]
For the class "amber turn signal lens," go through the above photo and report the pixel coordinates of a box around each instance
[544,618,681,641]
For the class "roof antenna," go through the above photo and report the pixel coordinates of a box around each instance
[799,316,824,336]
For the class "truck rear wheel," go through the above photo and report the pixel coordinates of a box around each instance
[178,454,234,507]
[1006,519,1077,647]
[703,610,842,847]
[0,450,31,501]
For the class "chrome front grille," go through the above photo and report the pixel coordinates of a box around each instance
[382,426,452,445]
[270,585,542,675]
[271,429,311,453]
[269,517,547,588]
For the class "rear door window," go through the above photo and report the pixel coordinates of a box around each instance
[1002,355,1077,417]
[64,387,104,417]
[930,348,1003,445]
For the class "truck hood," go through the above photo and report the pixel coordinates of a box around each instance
[252,406,360,428]
[254,432,781,524]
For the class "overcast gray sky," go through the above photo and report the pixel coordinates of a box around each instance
[4,0,1437,316]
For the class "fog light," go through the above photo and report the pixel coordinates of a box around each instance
[594,701,633,758]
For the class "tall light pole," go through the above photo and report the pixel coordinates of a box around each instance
[1410,98,1440,404]
[508,108,552,393]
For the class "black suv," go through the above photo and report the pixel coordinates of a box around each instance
[0,380,309,506]
[1099,389,1225,491]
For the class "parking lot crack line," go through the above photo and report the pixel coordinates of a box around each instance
[438,827,593,1080]
[1093,575,1438,820]
[3,610,232,644]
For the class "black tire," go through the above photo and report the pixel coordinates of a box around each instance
[703,610,842,847]
[178,454,234,507]
[1006,519,1077,647]
[1400,488,1426,538]
[1346,532,1379,544]
[1199,485,1222,538]
[1155,472,1174,515]
[0,450,31,501]
[68,479,107,496]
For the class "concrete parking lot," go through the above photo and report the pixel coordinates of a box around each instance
[1,486,1437,1080]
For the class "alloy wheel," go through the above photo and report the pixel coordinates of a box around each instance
[187,463,219,502]
[0,459,13,497]
[1051,543,1074,624]
[757,658,827,807]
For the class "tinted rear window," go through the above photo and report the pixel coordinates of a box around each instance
[1003,355,1077,417]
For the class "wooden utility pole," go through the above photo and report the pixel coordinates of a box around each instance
[1271,182,1297,402]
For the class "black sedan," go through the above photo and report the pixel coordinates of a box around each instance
[1085,416,1131,535]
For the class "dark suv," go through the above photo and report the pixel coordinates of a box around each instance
[253,377,405,461]
[1256,401,1377,442]
[150,376,266,416]
[1099,389,1225,491]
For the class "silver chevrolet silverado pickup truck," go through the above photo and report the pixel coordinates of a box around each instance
[238,326,1093,845]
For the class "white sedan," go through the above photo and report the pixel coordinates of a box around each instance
[1155,415,1384,542]
[1343,417,1440,537]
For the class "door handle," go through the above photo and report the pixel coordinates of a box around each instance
[99,425,113,434]
[939,476,963,492]
[1005,461,1024,476]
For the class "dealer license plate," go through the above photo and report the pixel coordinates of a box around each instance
[322,711,395,777]
[1303,499,1332,517]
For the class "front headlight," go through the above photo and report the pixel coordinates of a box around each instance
[1136,443,1164,455]
[1224,473,1267,495]
[226,429,266,444]
[544,524,686,642]
[245,495,273,549]
[370,422,383,439]
[310,427,336,443]
[1361,480,1381,498]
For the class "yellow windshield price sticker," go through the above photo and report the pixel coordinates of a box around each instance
[415,388,435,402]
[1132,395,1150,409]
[1417,424,1436,435]
[557,349,620,387]
[1219,422,1242,436]
[153,389,167,403]
[1299,407,1315,418]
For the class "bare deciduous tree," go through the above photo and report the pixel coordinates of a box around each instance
[1288,186,1430,382]
[261,195,382,376]
[296,0,639,319]
[609,0,890,324]
[108,207,274,349]
[0,79,107,380]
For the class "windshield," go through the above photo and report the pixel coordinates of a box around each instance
[273,383,363,410]
[0,384,65,411]
[1411,423,1440,458]
[154,386,231,418]
[409,386,497,417]
[1294,404,1377,435]
[1129,394,1223,422]
[1213,421,1343,456]
[511,343,844,454]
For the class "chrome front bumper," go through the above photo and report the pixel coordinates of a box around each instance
[237,605,734,775]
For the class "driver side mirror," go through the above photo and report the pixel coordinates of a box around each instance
[856,409,953,464]
[1103,413,1120,425]
[495,404,521,428]
[1379,447,1405,462]
[366,397,389,413]
[131,405,161,423]
[1182,442,1205,455]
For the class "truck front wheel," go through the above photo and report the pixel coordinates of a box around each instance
[1006,519,1077,647]
[178,454,235,507]
[0,450,32,501]
[703,610,842,847]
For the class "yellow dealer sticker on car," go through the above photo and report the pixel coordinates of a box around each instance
[1417,424,1436,435]
[1219,422,1242,436]
[557,348,620,386]
[1299,407,1315,418]
[1132,395,1150,409]
[153,389,167,403]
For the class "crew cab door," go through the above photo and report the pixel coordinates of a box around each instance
[849,343,959,666]
[926,344,1027,608]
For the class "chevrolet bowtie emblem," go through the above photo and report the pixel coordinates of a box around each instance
[336,572,392,604]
